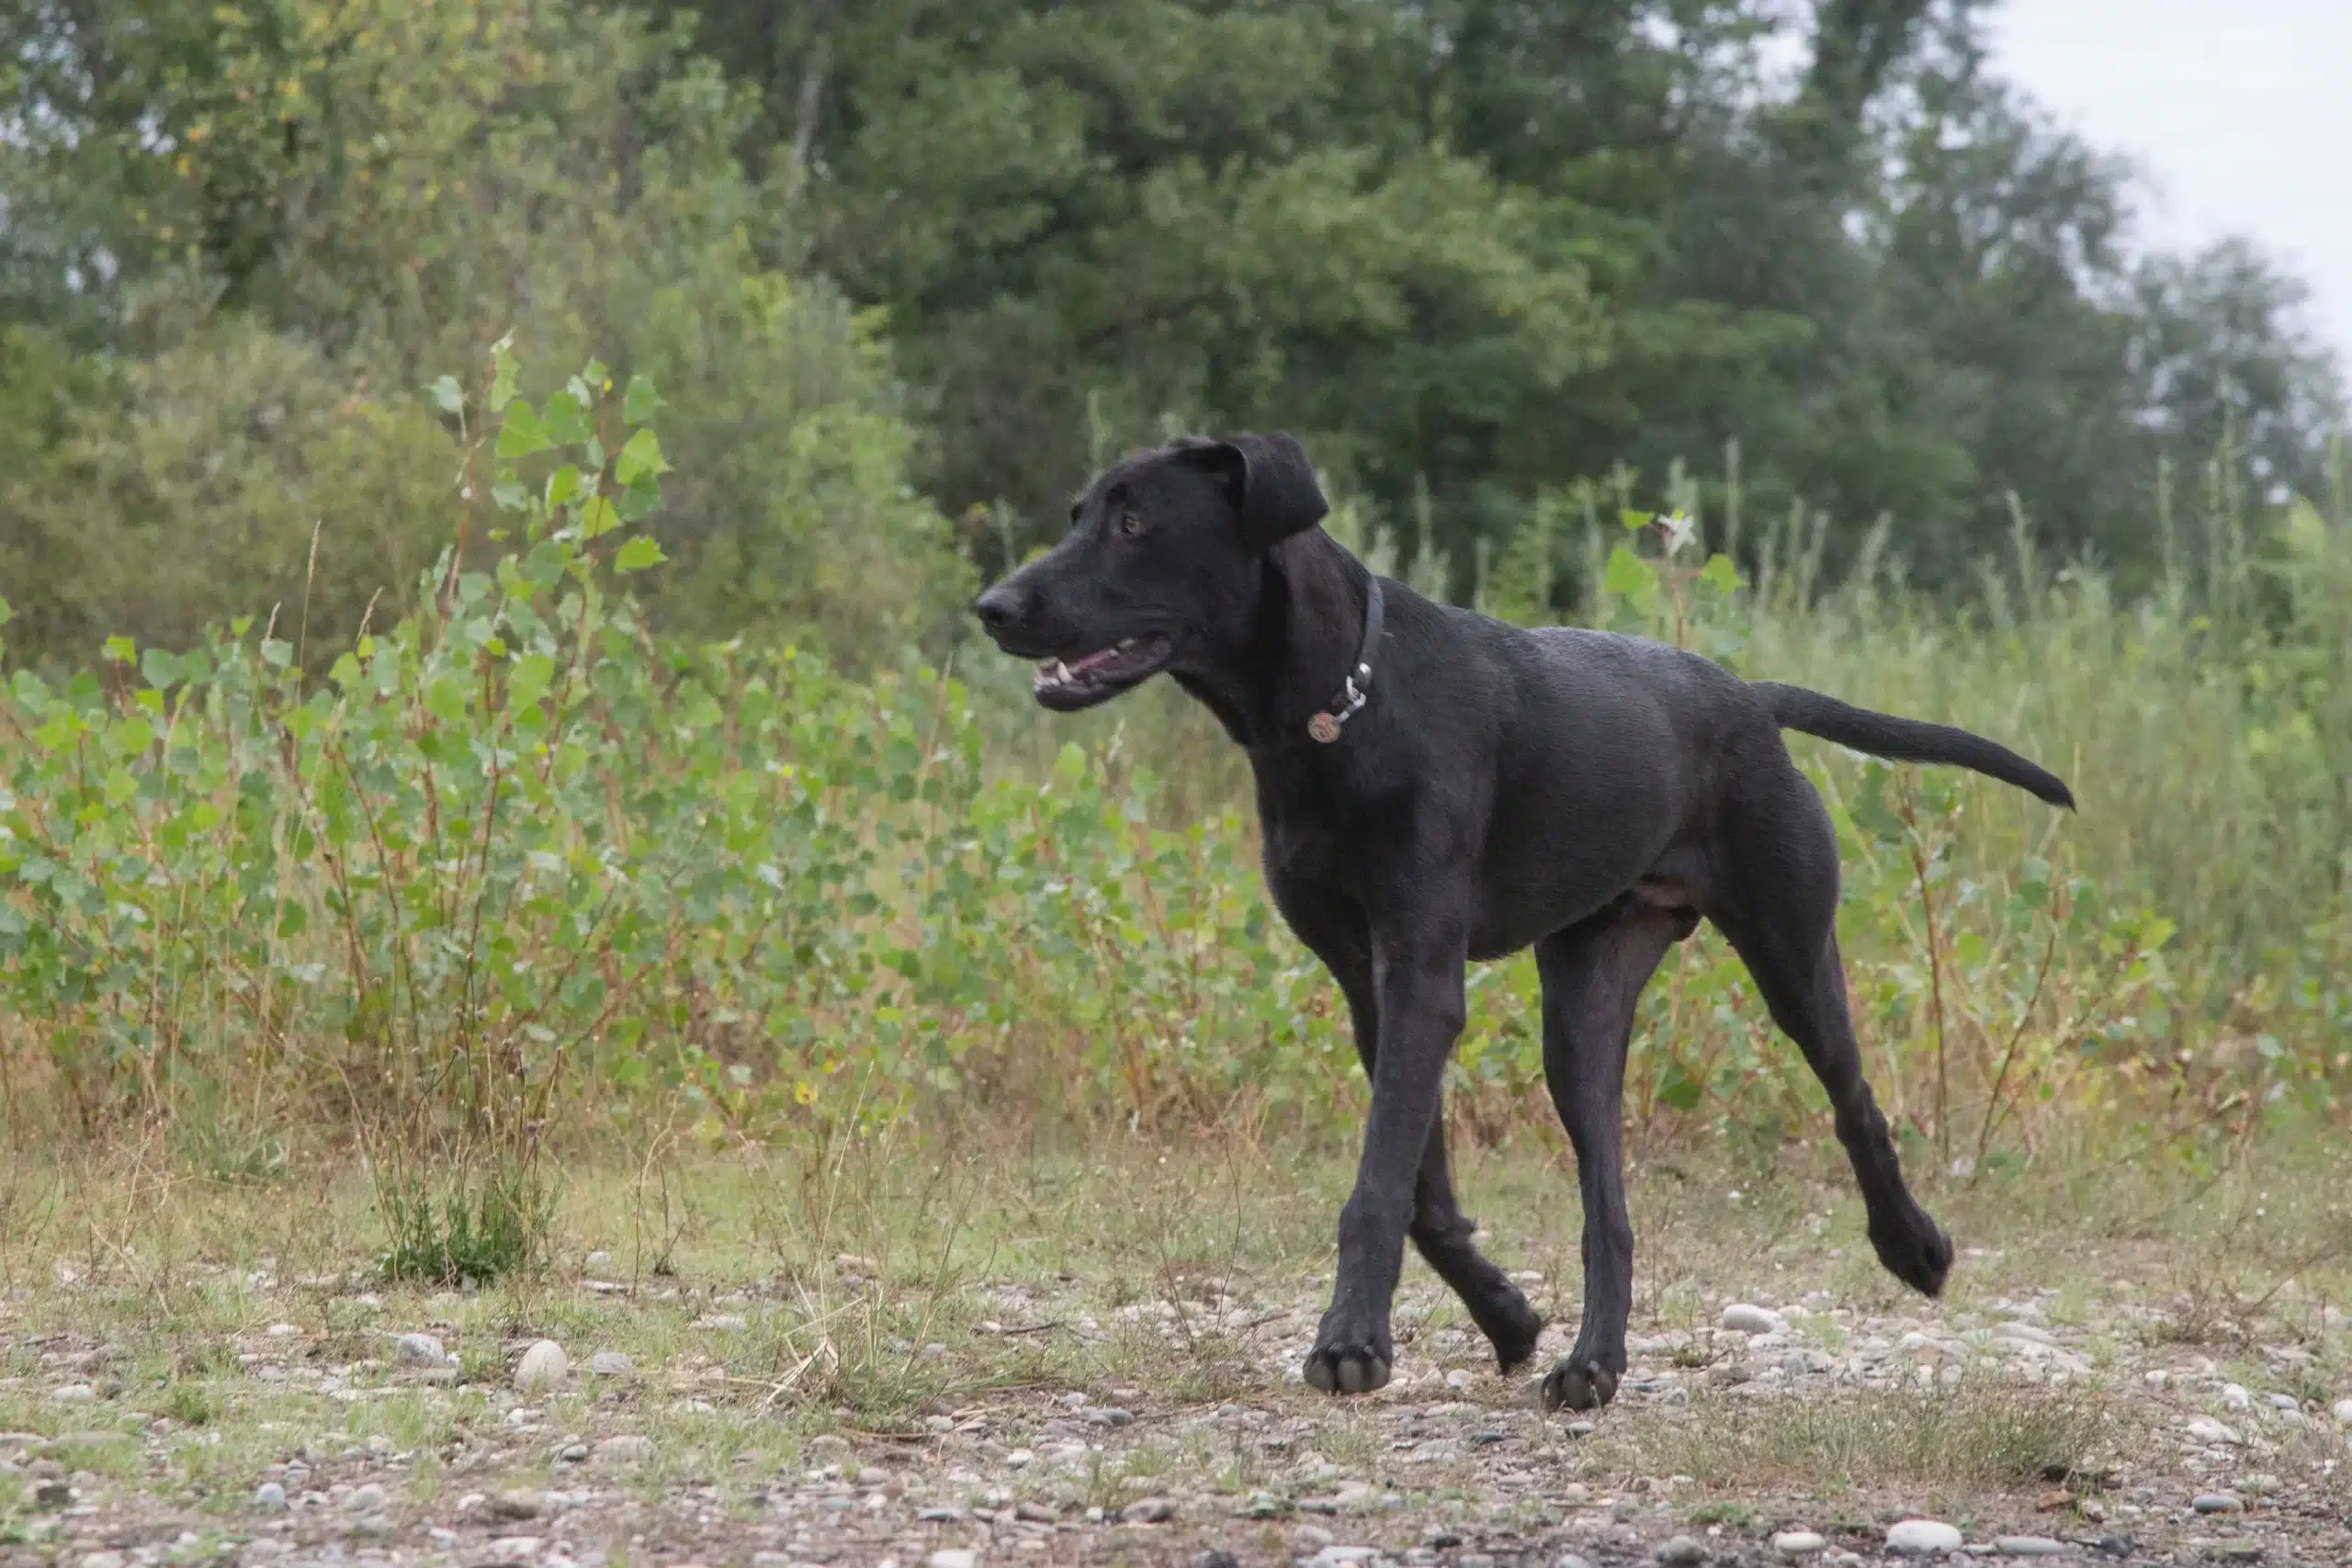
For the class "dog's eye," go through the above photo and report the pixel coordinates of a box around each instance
[1119,512,1145,538]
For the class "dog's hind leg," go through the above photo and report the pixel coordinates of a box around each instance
[1714,765,1953,1297]
[1533,901,1691,1413]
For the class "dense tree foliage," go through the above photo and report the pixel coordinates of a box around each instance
[1,0,2340,659]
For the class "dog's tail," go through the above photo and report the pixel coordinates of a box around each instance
[1755,682,2075,809]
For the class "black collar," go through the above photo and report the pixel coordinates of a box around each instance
[1305,576,1384,744]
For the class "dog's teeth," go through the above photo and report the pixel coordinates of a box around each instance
[1054,660,1072,682]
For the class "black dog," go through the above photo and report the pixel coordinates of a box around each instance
[973,433,2073,1410]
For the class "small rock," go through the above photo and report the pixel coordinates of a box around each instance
[254,1482,288,1511]
[1992,1540,2065,1558]
[2220,1382,2251,1409]
[514,1340,568,1392]
[1554,1556,1598,1568]
[2191,1492,2243,1514]
[1720,1303,1786,1335]
[698,1313,749,1331]
[2184,1416,2243,1445]
[265,1324,300,1339]
[1122,1497,1175,1523]
[345,1483,388,1513]
[1771,1532,1826,1557]
[559,1441,589,1462]
[1884,1518,1963,1555]
[490,1489,544,1519]
[1444,1368,1473,1389]
[929,1553,978,1568]
[2333,1397,2352,1425]
[587,1350,632,1377]
[484,1537,543,1563]
[1197,1553,1242,1568]
[1310,1550,1378,1568]
[2090,1537,2135,1559]
[80,1552,126,1568]
[2267,1393,2299,1411]
[593,1434,656,1466]
[834,1253,881,1274]
[1086,1406,1134,1427]
[1655,1538,1706,1565]
[49,1383,96,1404]
[33,1480,71,1508]
[393,1333,447,1368]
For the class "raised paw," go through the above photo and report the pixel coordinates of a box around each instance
[1302,1314,1394,1394]
[1869,1210,1954,1298]
[1538,1356,1620,1414]
[1469,1285,1544,1372]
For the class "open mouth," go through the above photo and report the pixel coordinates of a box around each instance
[1032,635,1175,711]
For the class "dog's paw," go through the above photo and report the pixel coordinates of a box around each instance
[1538,1356,1620,1414]
[1869,1209,1954,1298]
[1470,1285,1544,1372]
[1302,1313,1394,1395]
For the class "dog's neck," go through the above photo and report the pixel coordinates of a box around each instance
[1173,529,1375,751]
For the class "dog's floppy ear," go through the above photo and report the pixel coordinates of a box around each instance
[1181,432,1329,549]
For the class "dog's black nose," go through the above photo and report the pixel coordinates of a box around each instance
[973,581,1027,633]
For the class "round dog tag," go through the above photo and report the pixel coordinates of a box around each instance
[1307,712,1341,744]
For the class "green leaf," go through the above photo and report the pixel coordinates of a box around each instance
[0,594,12,628]
[507,653,556,709]
[615,536,668,574]
[545,464,582,510]
[623,375,664,425]
[1656,1063,1702,1112]
[1602,546,1655,598]
[617,474,662,523]
[424,674,470,724]
[261,638,293,670]
[139,648,182,690]
[615,428,668,487]
[1619,508,1653,533]
[489,334,519,413]
[497,402,551,459]
[1699,553,1742,594]
[104,636,134,664]
[428,375,465,416]
[491,480,529,511]
[579,494,620,540]
[542,390,592,446]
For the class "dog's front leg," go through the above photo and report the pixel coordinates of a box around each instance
[1305,901,1469,1394]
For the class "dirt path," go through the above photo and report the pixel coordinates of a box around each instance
[5,1241,2347,1568]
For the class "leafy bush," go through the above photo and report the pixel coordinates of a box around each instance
[8,347,2338,1245]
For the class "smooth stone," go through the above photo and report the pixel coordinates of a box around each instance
[1310,1551,1378,1568]
[593,1434,655,1465]
[1720,1303,1785,1335]
[345,1483,387,1512]
[2183,1416,2243,1445]
[1772,1531,1826,1557]
[49,1384,96,1404]
[514,1340,568,1392]
[1655,1538,1706,1565]
[1554,1556,1598,1568]
[1992,1540,2065,1558]
[1885,1518,1963,1555]
[1122,1497,1175,1523]
[587,1350,632,1376]
[929,1553,978,1568]
[393,1333,447,1367]
[489,1490,544,1519]
[253,1483,288,1511]
[2191,1492,2243,1514]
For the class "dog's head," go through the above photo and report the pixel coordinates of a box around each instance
[971,433,1329,711]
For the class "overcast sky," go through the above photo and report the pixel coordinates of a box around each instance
[1985,0,2352,366]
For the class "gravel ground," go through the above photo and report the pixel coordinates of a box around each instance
[5,1249,2348,1568]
